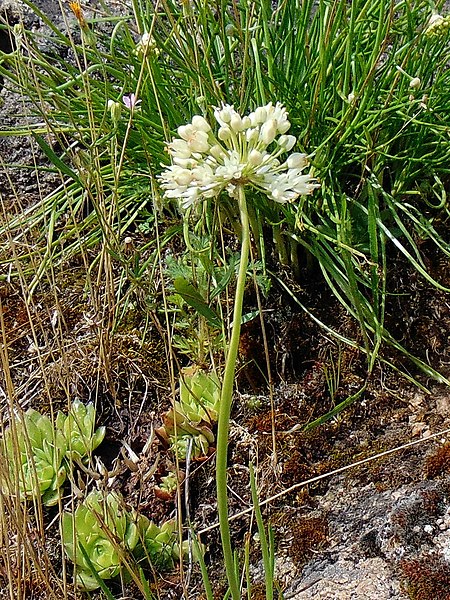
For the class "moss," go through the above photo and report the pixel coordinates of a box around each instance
[249,582,269,600]
[401,554,450,600]
[287,515,328,566]
[281,449,316,483]
[425,443,450,479]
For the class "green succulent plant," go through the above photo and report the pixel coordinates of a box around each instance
[1,409,67,506]
[135,516,181,571]
[178,367,221,425]
[1,402,105,506]
[62,490,139,591]
[57,400,106,461]
[169,432,211,460]
[154,470,180,500]
[156,367,221,460]
[63,490,193,590]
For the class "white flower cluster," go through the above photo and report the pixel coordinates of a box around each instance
[425,13,450,37]
[135,32,159,56]
[159,103,319,209]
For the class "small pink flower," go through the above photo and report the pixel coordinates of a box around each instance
[122,93,141,110]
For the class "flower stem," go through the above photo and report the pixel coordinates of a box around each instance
[216,185,249,600]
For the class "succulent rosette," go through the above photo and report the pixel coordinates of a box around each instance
[169,431,211,460]
[62,490,139,590]
[156,368,220,460]
[135,516,181,571]
[1,409,67,506]
[178,367,221,424]
[57,399,106,461]
[154,470,181,501]
[1,402,105,506]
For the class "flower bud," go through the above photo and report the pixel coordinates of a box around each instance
[123,236,133,252]
[230,114,244,132]
[278,134,296,151]
[254,106,267,123]
[260,119,277,146]
[178,124,194,140]
[191,115,211,132]
[209,144,225,160]
[409,77,421,90]
[248,149,263,166]
[135,32,159,56]
[219,106,233,123]
[287,153,308,169]
[107,100,122,124]
[225,23,236,37]
[195,96,206,110]
[246,128,259,144]
[13,23,24,47]
[277,120,291,134]
[218,126,232,141]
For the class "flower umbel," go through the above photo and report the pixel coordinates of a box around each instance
[134,32,159,56]
[159,103,319,209]
[425,13,450,37]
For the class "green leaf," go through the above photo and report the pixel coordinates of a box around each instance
[173,277,222,329]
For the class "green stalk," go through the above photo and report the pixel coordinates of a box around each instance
[216,185,249,600]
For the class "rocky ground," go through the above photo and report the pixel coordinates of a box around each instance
[2,2,450,600]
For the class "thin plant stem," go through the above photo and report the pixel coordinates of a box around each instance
[216,184,249,600]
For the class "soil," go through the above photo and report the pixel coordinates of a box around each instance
[2,2,450,600]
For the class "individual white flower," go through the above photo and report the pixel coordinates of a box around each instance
[168,138,192,158]
[191,115,211,132]
[278,135,296,151]
[178,124,211,153]
[287,153,308,169]
[409,77,421,90]
[158,103,320,208]
[266,102,291,134]
[263,169,319,204]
